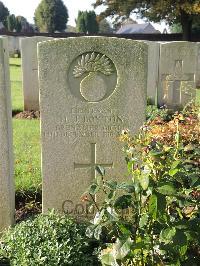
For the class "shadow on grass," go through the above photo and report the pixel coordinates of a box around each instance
[12,109,23,117]
[10,64,21,67]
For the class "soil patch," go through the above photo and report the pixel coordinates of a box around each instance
[15,192,42,222]
[13,110,40,119]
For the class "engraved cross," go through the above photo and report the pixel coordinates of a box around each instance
[74,143,113,179]
[162,60,195,105]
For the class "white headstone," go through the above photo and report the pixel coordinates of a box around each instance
[20,37,53,111]
[144,41,160,105]
[38,37,148,215]
[0,37,15,232]
[7,36,20,56]
[158,42,198,109]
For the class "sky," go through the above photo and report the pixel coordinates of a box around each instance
[2,0,167,32]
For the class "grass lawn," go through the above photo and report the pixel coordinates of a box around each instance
[13,119,41,193]
[10,58,23,112]
[10,57,41,194]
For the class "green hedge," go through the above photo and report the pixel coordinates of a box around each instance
[0,211,100,265]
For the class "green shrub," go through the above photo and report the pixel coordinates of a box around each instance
[146,104,170,122]
[85,107,200,265]
[0,211,100,265]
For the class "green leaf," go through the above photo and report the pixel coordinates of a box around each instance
[172,230,188,256]
[150,150,164,156]
[171,160,181,169]
[85,224,95,238]
[114,238,132,260]
[101,251,118,266]
[106,207,119,221]
[118,223,132,237]
[96,165,105,176]
[169,168,179,177]
[114,195,132,209]
[139,213,149,228]
[117,182,135,193]
[189,174,199,187]
[88,183,99,195]
[157,193,167,222]
[157,184,176,195]
[149,194,157,220]
[139,174,149,190]
[106,190,115,201]
[94,210,105,225]
[160,227,176,244]
[127,161,133,173]
[105,180,117,190]
[94,225,102,240]
[96,175,102,186]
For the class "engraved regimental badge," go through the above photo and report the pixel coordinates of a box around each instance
[68,52,117,102]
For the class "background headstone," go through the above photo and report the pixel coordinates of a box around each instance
[38,37,148,215]
[7,36,20,56]
[158,42,198,109]
[20,37,53,111]
[145,41,160,105]
[0,37,15,232]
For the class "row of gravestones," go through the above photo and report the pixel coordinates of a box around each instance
[20,37,200,112]
[0,35,199,233]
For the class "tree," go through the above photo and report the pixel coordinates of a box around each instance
[86,11,99,34]
[6,15,32,33]
[34,0,68,33]
[15,16,26,33]
[76,10,99,34]
[16,16,34,33]
[7,14,16,32]
[0,1,9,26]
[93,0,200,40]
[15,17,22,32]
[170,15,200,34]
[76,11,87,33]
[191,15,200,34]
[98,19,113,33]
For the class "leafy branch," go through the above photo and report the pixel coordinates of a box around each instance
[73,52,113,77]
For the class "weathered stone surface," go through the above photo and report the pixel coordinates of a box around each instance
[38,37,148,215]
[7,36,20,56]
[144,41,160,104]
[0,37,14,232]
[158,42,198,109]
[20,37,53,111]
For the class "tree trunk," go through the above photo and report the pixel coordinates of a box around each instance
[180,10,193,41]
